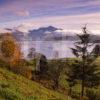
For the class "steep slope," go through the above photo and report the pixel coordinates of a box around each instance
[0,67,67,100]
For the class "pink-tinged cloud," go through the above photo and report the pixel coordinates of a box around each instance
[0,12,100,35]
[14,11,30,17]
[0,0,100,35]
[0,0,100,19]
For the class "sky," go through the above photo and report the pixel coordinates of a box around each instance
[0,0,100,34]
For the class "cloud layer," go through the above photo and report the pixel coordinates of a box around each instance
[0,0,100,21]
[0,0,100,34]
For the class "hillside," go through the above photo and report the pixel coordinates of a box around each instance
[0,67,67,100]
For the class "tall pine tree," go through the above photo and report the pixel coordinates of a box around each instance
[70,26,100,97]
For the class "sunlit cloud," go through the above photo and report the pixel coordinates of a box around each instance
[0,0,100,34]
[13,11,30,17]
[0,12,100,35]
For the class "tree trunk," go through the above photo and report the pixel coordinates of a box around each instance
[81,79,85,97]
[69,87,72,96]
[53,79,59,89]
[81,61,85,97]
[55,80,59,88]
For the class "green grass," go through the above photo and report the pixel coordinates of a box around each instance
[0,67,68,100]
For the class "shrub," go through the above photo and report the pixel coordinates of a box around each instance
[11,66,33,79]
[70,90,80,99]
[86,89,99,100]
[0,87,24,100]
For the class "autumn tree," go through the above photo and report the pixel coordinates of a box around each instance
[0,33,22,69]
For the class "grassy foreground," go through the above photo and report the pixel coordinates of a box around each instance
[0,67,67,100]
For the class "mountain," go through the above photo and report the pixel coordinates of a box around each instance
[5,28,25,41]
[28,26,78,41]
[28,26,58,40]
[5,26,59,41]
[5,26,100,42]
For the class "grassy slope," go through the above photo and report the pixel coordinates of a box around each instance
[0,67,67,100]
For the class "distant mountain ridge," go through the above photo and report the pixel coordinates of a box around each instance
[5,26,100,42]
[28,26,58,40]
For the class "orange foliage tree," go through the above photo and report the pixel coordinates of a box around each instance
[0,33,22,68]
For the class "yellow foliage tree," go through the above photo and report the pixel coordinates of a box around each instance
[0,33,22,68]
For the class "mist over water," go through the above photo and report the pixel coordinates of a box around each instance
[20,40,75,59]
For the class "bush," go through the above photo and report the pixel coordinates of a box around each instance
[96,93,100,100]
[0,86,37,100]
[70,90,80,99]
[0,87,24,100]
[86,89,100,100]
[11,66,33,79]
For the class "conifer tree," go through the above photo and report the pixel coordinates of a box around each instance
[70,26,100,97]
